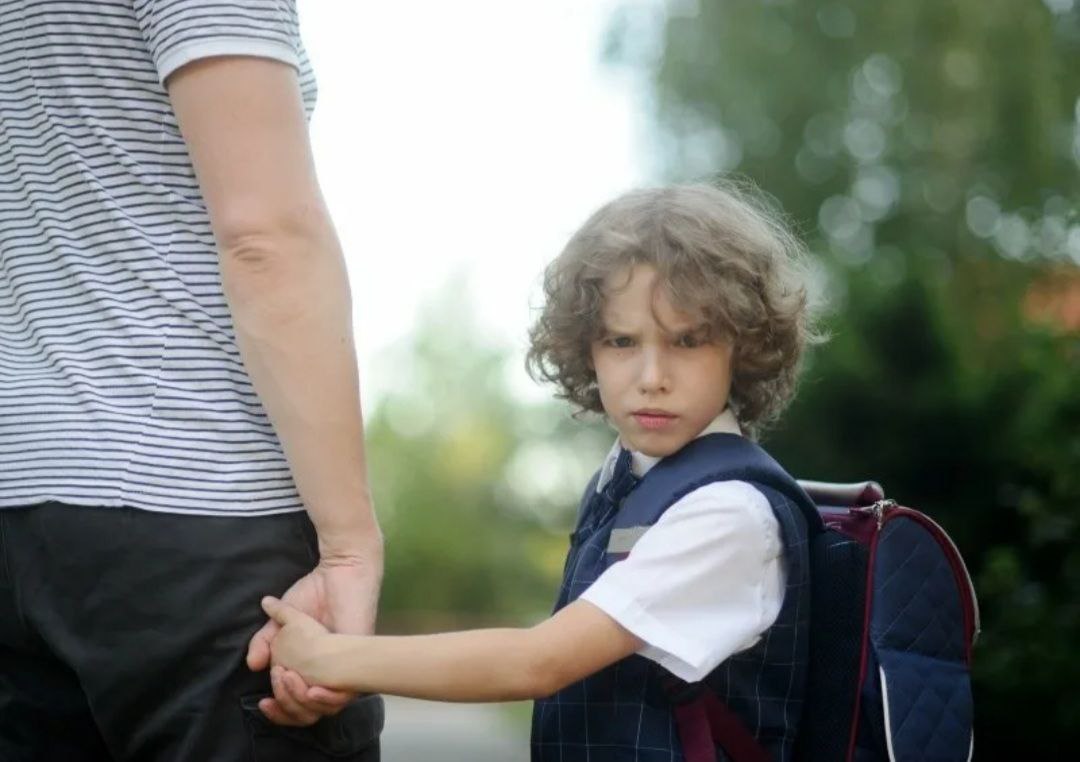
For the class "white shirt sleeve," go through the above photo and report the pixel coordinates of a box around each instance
[579,480,785,683]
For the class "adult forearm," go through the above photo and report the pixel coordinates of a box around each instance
[315,628,553,702]
[218,228,381,562]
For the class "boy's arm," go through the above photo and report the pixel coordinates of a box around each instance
[263,597,644,702]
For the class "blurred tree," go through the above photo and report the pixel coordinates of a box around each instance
[608,0,1080,755]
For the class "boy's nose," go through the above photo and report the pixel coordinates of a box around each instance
[637,348,670,393]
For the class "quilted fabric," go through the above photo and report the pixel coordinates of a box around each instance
[872,517,964,658]
[869,516,973,761]
[877,651,972,762]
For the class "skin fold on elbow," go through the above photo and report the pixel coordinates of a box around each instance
[217,233,346,335]
[216,209,341,284]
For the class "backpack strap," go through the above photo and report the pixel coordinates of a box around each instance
[671,690,773,762]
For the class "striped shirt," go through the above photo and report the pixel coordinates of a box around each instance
[0,1,317,516]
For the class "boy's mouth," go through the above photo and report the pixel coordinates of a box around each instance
[631,410,678,430]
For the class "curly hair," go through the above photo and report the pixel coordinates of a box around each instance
[526,181,825,438]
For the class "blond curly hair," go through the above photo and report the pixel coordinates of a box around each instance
[526,181,824,438]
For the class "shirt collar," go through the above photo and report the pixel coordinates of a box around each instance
[595,408,743,492]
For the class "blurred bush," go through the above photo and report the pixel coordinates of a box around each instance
[367,281,611,632]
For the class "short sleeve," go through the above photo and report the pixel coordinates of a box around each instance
[133,0,303,84]
[579,480,785,683]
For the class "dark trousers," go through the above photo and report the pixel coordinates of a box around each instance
[0,502,382,762]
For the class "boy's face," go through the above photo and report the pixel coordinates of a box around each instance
[591,264,735,458]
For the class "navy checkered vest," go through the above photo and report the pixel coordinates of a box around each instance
[531,434,813,762]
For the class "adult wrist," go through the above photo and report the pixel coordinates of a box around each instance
[317,522,384,566]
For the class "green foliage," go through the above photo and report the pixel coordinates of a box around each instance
[607,0,1080,753]
[366,281,611,632]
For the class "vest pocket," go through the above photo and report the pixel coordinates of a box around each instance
[875,649,973,762]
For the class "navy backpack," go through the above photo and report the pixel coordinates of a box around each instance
[792,478,979,762]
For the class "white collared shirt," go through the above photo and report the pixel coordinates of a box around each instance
[579,409,785,682]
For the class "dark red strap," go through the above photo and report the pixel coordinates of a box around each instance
[702,691,771,762]
[671,689,771,762]
[673,699,717,762]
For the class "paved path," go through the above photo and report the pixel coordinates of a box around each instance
[380,696,530,762]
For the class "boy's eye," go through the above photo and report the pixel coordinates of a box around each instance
[675,331,707,348]
[605,336,634,349]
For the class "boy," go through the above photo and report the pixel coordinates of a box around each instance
[261,183,822,760]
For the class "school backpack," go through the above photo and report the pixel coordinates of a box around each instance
[613,434,979,762]
[792,477,979,762]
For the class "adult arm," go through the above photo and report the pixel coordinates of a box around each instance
[166,57,382,721]
[167,56,379,566]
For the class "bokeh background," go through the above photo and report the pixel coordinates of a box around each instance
[297,1,1079,758]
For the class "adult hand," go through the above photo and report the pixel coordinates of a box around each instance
[247,556,381,726]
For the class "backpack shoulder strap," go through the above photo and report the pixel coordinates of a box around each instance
[616,433,824,533]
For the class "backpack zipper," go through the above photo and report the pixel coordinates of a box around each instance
[853,498,895,529]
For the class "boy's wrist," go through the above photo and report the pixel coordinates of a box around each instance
[315,632,365,691]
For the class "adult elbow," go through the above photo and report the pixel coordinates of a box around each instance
[215,231,303,325]
[218,230,289,275]
[214,210,345,327]
[215,200,335,269]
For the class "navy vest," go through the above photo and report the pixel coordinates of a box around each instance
[531,434,814,762]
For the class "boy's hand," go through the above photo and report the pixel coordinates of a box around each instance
[259,595,347,724]
[261,596,335,680]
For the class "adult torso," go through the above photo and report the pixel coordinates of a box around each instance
[0,0,317,515]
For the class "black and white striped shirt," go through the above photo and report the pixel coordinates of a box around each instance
[0,1,317,516]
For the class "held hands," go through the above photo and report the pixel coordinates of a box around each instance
[246,559,379,726]
[260,596,337,686]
